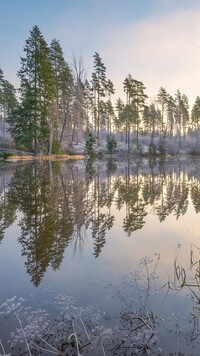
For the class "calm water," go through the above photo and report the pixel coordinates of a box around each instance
[1,157,200,354]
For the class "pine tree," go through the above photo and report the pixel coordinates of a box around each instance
[49,39,73,148]
[115,98,125,134]
[157,87,168,135]
[123,74,135,150]
[133,79,148,146]
[10,26,55,153]
[84,79,94,129]
[0,68,4,113]
[105,79,115,133]
[0,69,5,137]
[191,96,200,132]
[166,95,176,136]
[0,69,18,144]
[174,90,189,143]
[123,75,147,149]
[143,103,160,141]
[2,80,18,141]
[92,52,107,144]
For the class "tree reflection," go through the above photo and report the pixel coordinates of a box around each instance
[0,168,16,242]
[121,164,147,236]
[191,179,200,213]
[1,158,200,285]
[7,162,88,285]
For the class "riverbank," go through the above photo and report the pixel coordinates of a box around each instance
[4,153,85,161]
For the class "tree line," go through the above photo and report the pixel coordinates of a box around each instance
[1,25,200,154]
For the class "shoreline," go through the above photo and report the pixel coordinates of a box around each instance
[5,154,85,161]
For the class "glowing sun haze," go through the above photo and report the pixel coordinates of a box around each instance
[1,0,200,107]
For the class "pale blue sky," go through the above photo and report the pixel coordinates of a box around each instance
[1,0,200,105]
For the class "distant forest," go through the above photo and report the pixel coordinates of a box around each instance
[1,25,200,155]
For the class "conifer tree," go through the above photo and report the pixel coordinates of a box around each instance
[143,103,160,141]
[10,26,55,152]
[0,69,4,135]
[115,98,125,134]
[191,96,200,132]
[2,80,18,141]
[0,69,4,111]
[123,75,147,149]
[49,39,73,148]
[105,79,115,133]
[174,90,189,141]
[166,95,176,136]
[0,69,18,143]
[157,87,168,135]
[133,79,148,146]
[92,52,107,144]
[123,74,135,150]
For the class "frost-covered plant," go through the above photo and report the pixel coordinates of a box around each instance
[2,253,200,355]
[105,254,163,355]
[0,296,50,355]
[0,295,112,355]
[0,338,10,356]
[0,256,163,355]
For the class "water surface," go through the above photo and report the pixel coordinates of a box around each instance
[0,157,200,354]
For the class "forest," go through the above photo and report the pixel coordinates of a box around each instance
[1,25,200,156]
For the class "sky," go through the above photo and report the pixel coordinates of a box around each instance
[1,0,200,107]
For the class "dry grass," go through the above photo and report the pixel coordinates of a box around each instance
[9,154,85,161]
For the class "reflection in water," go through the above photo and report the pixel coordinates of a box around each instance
[0,167,17,242]
[0,157,200,285]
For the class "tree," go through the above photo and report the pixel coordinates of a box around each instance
[123,75,147,149]
[91,52,107,144]
[123,74,135,150]
[106,135,117,155]
[84,129,96,158]
[114,98,125,136]
[70,54,86,145]
[8,101,33,150]
[0,68,4,121]
[49,39,73,148]
[143,103,161,142]
[9,26,55,153]
[2,80,18,142]
[105,79,115,133]
[84,79,94,129]
[166,95,176,136]
[191,96,200,132]
[157,87,168,135]
[133,79,148,146]
[0,69,18,143]
[174,90,189,146]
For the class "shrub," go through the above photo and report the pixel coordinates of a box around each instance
[158,138,166,155]
[52,139,62,154]
[0,152,14,160]
[85,129,96,158]
[106,135,117,155]
[148,142,157,156]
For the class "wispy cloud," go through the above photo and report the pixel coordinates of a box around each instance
[2,1,200,107]
[101,8,200,105]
